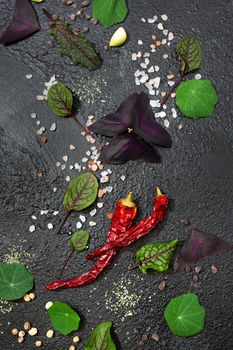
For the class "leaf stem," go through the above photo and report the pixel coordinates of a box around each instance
[128,247,174,271]
[59,247,75,278]
[56,211,71,235]
[72,114,92,136]
[158,75,183,112]
[43,8,53,20]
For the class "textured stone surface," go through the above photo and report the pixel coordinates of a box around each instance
[0,0,233,349]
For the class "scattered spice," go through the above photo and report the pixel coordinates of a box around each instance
[211,264,218,274]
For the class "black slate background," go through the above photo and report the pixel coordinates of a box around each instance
[0,0,233,349]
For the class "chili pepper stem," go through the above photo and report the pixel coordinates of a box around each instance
[56,211,71,235]
[158,75,183,112]
[59,247,75,278]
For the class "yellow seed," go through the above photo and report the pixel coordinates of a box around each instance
[35,340,43,347]
[69,345,76,350]
[109,27,127,47]
[24,321,31,331]
[29,292,36,300]
[73,335,80,343]
[23,294,31,302]
[46,329,54,338]
[45,301,53,310]
[18,330,25,337]
[18,336,24,343]
[28,327,38,336]
[11,328,19,336]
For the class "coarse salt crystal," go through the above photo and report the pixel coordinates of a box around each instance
[163,54,168,59]
[36,95,46,101]
[168,32,174,41]
[149,90,155,95]
[36,120,40,126]
[53,211,59,215]
[148,18,155,24]
[132,53,137,61]
[89,221,96,227]
[47,223,53,230]
[63,155,68,162]
[141,17,146,22]
[135,78,140,86]
[65,176,70,182]
[31,215,37,220]
[97,202,103,208]
[107,169,112,174]
[53,187,57,192]
[120,175,126,181]
[195,73,202,80]
[70,165,74,170]
[100,176,109,183]
[161,14,168,21]
[82,157,88,163]
[26,74,33,79]
[56,162,61,167]
[163,29,168,36]
[153,15,158,21]
[148,66,155,73]
[168,81,175,87]
[154,77,161,89]
[138,40,143,45]
[50,123,56,131]
[79,215,86,223]
[150,100,160,108]
[106,186,113,193]
[145,58,150,65]
[157,23,164,30]
[31,113,37,119]
[140,63,147,69]
[76,222,82,229]
[61,164,66,170]
[164,119,170,128]
[69,144,76,150]
[86,150,91,156]
[90,209,97,216]
[172,108,177,118]
[154,65,160,72]
[140,75,149,83]
[29,225,36,233]
[154,111,166,118]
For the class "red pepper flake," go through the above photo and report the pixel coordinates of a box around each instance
[106,213,113,220]
[40,136,48,143]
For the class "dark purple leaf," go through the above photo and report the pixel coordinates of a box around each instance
[0,0,40,45]
[100,133,160,164]
[133,92,172,148]
[89,93,137,137]
[178,228,232,266]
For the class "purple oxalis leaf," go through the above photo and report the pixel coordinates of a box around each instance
[178,228,232,266]
[100,133,160,164]
[89,93,138,137]
[0,0,40,45]
[133,92,172,148]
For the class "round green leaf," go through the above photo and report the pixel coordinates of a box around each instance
[176,80,218,118]
[164,293,206,337]
[0,263,34,301]
[48,301,80,335]
[63,173,99,212]
[70,230,89,251]
[47,82,73,117]
[85,321,116,350]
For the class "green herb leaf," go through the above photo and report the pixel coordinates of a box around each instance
[63,173,99,212]
[92,0,128,28]
[176,35,202,74]
[48,15,101,70]
[164,293,205,337]
[0,263,34,301]
[85,321,116,350]
[48,301,80,335]
[47,82,73,117]
[176,80,218,118]
[136,239,178,273]
[70,230,89,251]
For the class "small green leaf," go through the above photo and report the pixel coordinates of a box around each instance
[63,173,99,212]
[92,0,128,28]
[176,35,202,74]
[48,301,80,335]
[85,321,116,350]
[70,231,89,251]
[176,80,218,118]
[0,263,34,301]
[164,293,206,337]
[136,239,178,273]
[47,82,73,117]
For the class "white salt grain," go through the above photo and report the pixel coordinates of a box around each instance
[31,113,37,119]
[53,211,59,215]
[79,215,86,223]
[153,15,158,21]
[141,18,146,22]
[132,53,137,61]
[50,123,56,131]
[172,108,177,118]
[195,73,202,80]
[26,74,33,80]
[56,162,61,167]
[138,40,143,45]
[63,155,68,162]
[61,164,66,170]
[106,186,113,193]
[168,32,174,41]
[154,77,161,89]
[150,100,160,108]
[82,157,88,163]
[161,14,168,21]
[29,225,35,233]
[31,215,37,220]
[65,176,70,182]
[168,81,175,87]
[53,188,57,192]
[90,209,97,216]
[47,223,53,230]
[163,29,168,36]
[164,119,170,128]
[120,175,126,181]
[157,23,164,30]
[148,66,155,73]
[76,222,82,229]
[36,120,40,126]
[69,144,76,150]
[89,221,96,227]
[154,65,160,72]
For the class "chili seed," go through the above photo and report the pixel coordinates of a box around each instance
[141,334,148,342]
[46,329,54,338]
[23,294,31,302]
[12,328,19,336]
[192,274,199,282]
[35,340,43,347]
[180,218,189,225]
[24,321,31,331]
[18,330,26,337]
[73,336,80,343]
[18,336,24,343]
[29,327,38,336]
[211,264,218,273]
[158,280,166,290]
[29,292,36,300]
[152,333,160,342]
[194,266,203,274]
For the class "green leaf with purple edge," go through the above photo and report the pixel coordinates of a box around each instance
[48,301,80,335]
[70,231,89,251]
[178,228,232,267]
[85,321,116,350]
[0,0,40,45]
[164,293,205,337]
[176,35,202,74]
[47,82,73,117]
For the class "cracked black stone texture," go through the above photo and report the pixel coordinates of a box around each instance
[0,0,233,349]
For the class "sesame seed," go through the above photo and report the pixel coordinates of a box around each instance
[45,301,53,310]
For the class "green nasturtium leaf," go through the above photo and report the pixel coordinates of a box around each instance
[48,301,80,335]
[70,230,89,251]
[85,321,116,350]
[0,263,34,301]
[63,173,99,212]
[136,239,178,273]
[164,293,206,337]
[47,82,73,117]
[176,80,218,118]
[176,35,202,74]
[92,0,128,28]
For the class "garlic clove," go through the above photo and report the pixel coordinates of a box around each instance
[109,27,127,47]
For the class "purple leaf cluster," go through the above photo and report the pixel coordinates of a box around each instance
[89,92,172,164]
[178,228,232,266]
[0,0,40,45]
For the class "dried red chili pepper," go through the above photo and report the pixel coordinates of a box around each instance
[86,188,168,260]
[46,193,137,291]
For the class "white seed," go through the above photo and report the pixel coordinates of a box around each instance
[18,336,24,343]
[45,301,53,310]
[141,17,146,22]
[73,335,80,343]
[24,321,31,331]
[46,329,54,338]
[23,294,31,302]
[28,327,38,336]
[29,292,36,300]
[12,328,19,336]
[18,331,25,337]
[69,144,76,150]
[69,345,76,350]
[35,340,43,347]
[97,202,103,208]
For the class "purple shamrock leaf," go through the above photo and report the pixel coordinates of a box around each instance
[100,133,160,164]
[89,93,138,137]
[133,92,172,148]
[178,228,232,266]
[0,0,40,45]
